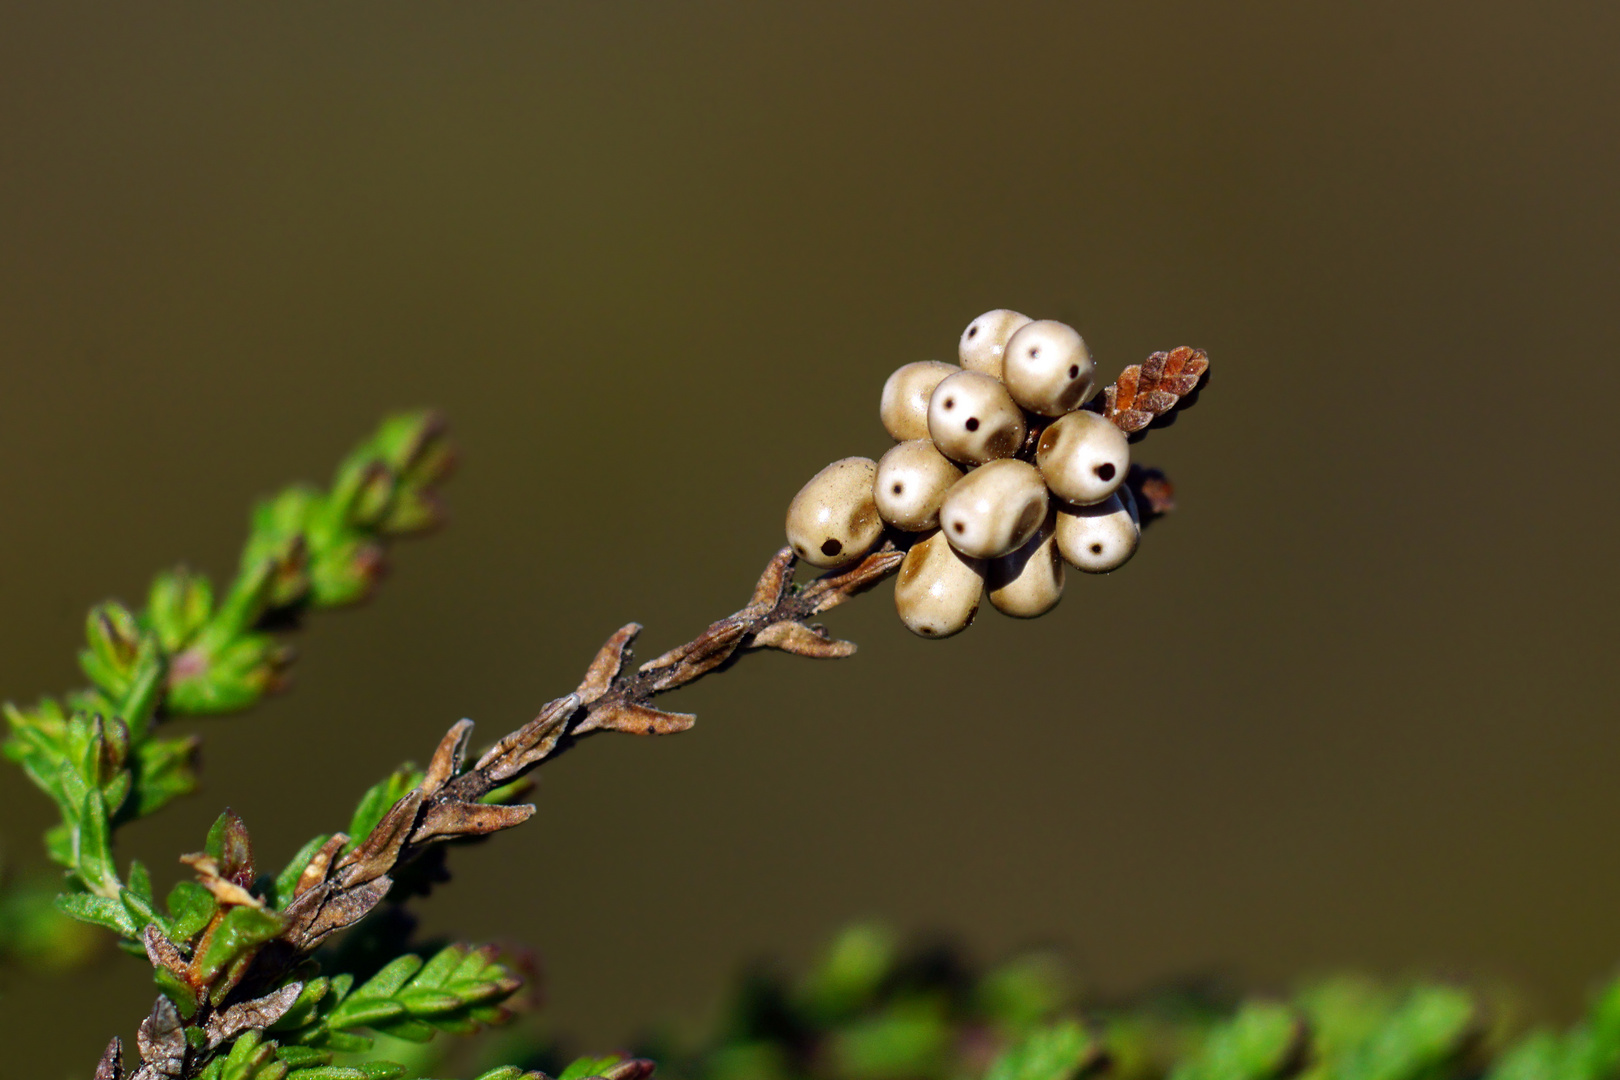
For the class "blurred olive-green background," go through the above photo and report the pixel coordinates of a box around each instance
[3,2,1617,1074]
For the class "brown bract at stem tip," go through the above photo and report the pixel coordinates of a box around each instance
[1103,346,1209,434]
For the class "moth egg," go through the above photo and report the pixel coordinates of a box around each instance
[880,361,960,442]
[937,459,1049,560]
[874,439,964,532]
[958,308,1033,379]
[1001,320,1096,416]
[785,457,883,569]
[1054,490,1140,573]
[894,528,985,639]
[986,510,1064,618]
[1035,410,1130,505]
[926,370,1026,466]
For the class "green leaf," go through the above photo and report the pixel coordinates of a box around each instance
[356,954,427,999]
[55,891,136,936]
[285,1063,406,1080]
[80,602,144,699]
[986,1020,1098,1080]
[308,535,386,607]
[208,809,256,883]
[560,1057,625,1080]
[197,904,284,981]
[1170,1003,1301,1080]
[76,789,120,895]
[800,924,896,1023]
[166,880,218,942]
[834,1002,952,1080]
[1332,986,1477,1080]
[148,567,216,653]
[270,834,331,909]
[274,1047,332,1069]
[155,963,200,1019]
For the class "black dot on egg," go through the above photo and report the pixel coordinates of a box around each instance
[1030,347,1040,358]
[967,325,979,338]
[892,483,903,495]
[965,417,980,432]
[1069,364,1080,378]
[1095,463,1116,481]
[821,539,843,557]
[1090,543,1102,554]
[953,522,965,534]
[943,398,955,409]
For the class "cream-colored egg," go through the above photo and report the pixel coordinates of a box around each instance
[894,529,984,639]
[874,440,964,532]
[987,511,1064,618]
[926,371,1026,466]
[937,459,1049,560]
[880,361,960,442]
[785,457,883,569]
[957,309,1032,379]
[1054,490,1140,573]
[1035,410,1130,505]
[1001,320,1096,416]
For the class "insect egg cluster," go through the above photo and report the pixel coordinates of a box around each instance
[786,308,1154,640]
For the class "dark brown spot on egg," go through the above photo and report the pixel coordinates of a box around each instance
[967,325,979,338]
[893,483,904,495]
[965,417,980,431]
[821,538,843,557]
[943,397,955,409]
[1095,463,1116,482]
[1069,364,1080,378]
[1090,543,1102,554]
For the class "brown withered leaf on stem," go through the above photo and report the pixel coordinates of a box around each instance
[420,718,474,797]
[203,983,303,1049]
[1103,346,1209,434]
[136,996,186,1077]
[333,790,422,889]
[749,620,857,658]
[575,623,641,705]
[293,833,349,899]
[95,1038,123,1080]
[411,799,535,843]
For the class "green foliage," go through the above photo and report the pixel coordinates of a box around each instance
[985,1020,1098,1080]
[274,944,522,1052]
[0,412,453,947]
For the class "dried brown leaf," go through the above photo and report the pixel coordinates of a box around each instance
[640,619,749,691]
[136,995,185,1077]
[749,620,857,658]
[335,790,422,888]
[420,719,474,797]
[576,624,641,705]
[601,1060,658,1080]
[474,694,579,781]
[299,874,393,948]
[204,982,304,1048]
[95,1038,123,1080]
[745,547,796,613]
[411,799,535,843]
[577,701,696,736]
[799,546,905,616]
[1127,465,1177,520]
[1103,346,1210,434]
[141,925,187,981]
[178,854,263,909]
[294,833,349,898]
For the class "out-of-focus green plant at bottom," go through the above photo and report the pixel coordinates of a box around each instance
[393,925,1618,1080]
